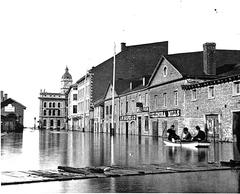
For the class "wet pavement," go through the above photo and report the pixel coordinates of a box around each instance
[1,129,240,193]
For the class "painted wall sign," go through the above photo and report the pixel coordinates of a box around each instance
[4,104,15,112]
[150,109,181,118]
[119,115,137,121]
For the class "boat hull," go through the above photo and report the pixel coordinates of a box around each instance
[163,140,210,148]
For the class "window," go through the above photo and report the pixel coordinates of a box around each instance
[131,99,135,112]
[163,93,167,107]
[174,91,178,106]
[145,93,148,106]
[126,101,128,113]
[49,102,52,108]
[43,120,46,126]
[138,94,142,102]
[145,116,149,131]
[53,102,55,108]
[73,94,77,100]
[233,82,240,95]
[154,95,158,109]
[50,120,54,126]
[53,110,55,116]
[49,110,51,116]
[110,105,112,115]
[57,120,61,126]
[120,102,123,115]
[163,66,167,77]
[58,102,61,108]
[73,105,77,113]
[208,86,215,99]
[43,102,47,108]
[106,106,109,115]
[58,109,60,116]
[192,89,197,101]
[43,110,46,116]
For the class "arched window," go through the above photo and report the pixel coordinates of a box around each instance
[50,120,54,126]
[43,102,47,108]
[53,102,55,108]
[49,102,52,108]
[163,66,167,77]
[43,110,46,116]
[58,103,61,108]
[43,120,46,126]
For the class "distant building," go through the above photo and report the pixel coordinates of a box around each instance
[38,67,72,130]
[1,91,26,132]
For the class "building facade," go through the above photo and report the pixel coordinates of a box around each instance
[1,91,26,132]
[38,67,72,130]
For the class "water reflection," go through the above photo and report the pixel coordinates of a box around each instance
[2,129,240,171]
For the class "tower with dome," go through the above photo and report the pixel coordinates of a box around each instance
[38,67,73,130]
[61,66,73,94]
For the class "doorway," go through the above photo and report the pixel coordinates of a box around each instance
[152,120,158,137]
[206,114,219,141]
[138,117,142,135]
[126,122,128,136]
[233,112,240,142]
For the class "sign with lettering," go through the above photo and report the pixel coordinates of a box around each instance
[119,115,137,121]
[150,109,181,118]
[137,107,149,113]
[4,104,15,112]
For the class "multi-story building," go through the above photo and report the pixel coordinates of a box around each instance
[39,67,72,130]
[66,72,93,131]
[92,41,169,133]
[67,83,78,130]
[148,42,240,141]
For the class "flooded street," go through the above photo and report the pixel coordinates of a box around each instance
[1,128,240,193]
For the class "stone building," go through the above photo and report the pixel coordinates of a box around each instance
[1,91,26,132]
[38,67,72,130]
[148,42,240,141]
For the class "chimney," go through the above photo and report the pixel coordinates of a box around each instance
[142,77,146,86]
[121,42,127,52]
[4,93,8,100]
[0,91,3,102]
[130,82,133,90]
[203,42,216,75]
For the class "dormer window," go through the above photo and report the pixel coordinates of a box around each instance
[163,66,167,77]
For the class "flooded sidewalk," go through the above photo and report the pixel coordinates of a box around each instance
[2,163,239,185]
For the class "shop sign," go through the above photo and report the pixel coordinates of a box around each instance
[137,106,149,113]
[119,115,137,121]
[4,104,15,112]
[150,109,181,118]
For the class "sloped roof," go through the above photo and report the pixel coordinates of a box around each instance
[164,49,240,77]
[92,41,168,103]
[1,98,26,109]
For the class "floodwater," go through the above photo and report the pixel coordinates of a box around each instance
[1,129,240,193]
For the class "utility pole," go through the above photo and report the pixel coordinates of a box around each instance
[110,42,116,136]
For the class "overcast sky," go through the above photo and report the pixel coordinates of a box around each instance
[1,0,240,127]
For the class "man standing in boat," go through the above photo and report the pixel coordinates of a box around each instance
[192,126,206,141]
[167,125,180,142]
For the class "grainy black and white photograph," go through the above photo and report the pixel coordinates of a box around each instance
[1,0,240,193]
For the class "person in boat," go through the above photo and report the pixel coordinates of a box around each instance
[182,127,192,142]
[192,125,206,141]
[167,125,180,142]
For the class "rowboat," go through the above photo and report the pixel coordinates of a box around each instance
[163,140,210,148]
